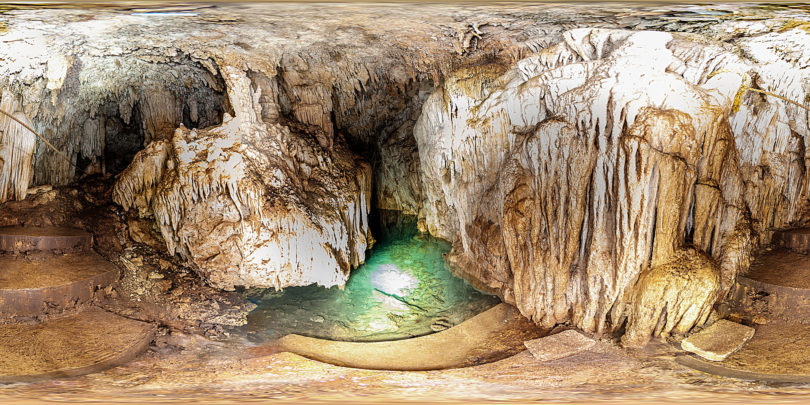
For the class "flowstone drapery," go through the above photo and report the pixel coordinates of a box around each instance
[413,28,809,344]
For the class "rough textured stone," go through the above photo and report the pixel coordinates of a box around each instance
[681,320,755,362]
[0,4,809,343]
[113,114,372,290]
[524,330,596,362]
[413,28,807,344]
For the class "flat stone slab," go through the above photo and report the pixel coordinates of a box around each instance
[0,227,91,252]
[681,320,755,362]
[524,329,595,362]
[0,309,155,382]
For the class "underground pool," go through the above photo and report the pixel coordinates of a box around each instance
[240,219,500,343]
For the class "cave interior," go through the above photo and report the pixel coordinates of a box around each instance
[2,2,810,400]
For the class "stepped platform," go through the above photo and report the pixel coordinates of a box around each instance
[0,252,119,318]
[729,248,810,322]
[0,226,91,252]
[773,228,810,255]
[0,308,155,382]
[744,248,810,289]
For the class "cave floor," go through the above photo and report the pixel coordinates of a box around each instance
[717,323,810,376]
[1,331,809,404]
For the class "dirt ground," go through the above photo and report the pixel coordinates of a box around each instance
[1,330,809,404]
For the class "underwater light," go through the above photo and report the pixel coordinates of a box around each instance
[369,264,417,296]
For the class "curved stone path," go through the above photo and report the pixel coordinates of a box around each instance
[276,303,545,371]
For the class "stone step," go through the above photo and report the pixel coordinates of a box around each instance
[730,249,810,322]
[0,226,91,252]
[680,320,754,362]
[0,308,155,382]
[0,251,119,318]
[772,228,810,255]
[677,323,810,382]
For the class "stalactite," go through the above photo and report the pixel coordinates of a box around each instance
[0,91,36,202]
[114,68,373,290]
[414,27,810,343]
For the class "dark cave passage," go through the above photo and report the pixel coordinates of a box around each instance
[26,55,229,185]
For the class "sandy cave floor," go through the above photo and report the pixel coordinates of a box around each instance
[2,332,810,403]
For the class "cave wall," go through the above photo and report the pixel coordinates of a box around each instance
[2,5,810,343]
[413,28,810,345]
[0,47,226,188]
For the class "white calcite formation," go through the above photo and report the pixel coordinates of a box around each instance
[0,91,36,202]
[113,77,372,290]
[2,4,810,344]
[413,28,810,345]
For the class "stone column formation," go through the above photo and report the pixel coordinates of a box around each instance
[1,5,809,345]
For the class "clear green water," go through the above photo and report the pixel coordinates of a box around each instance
[241,225,500,343]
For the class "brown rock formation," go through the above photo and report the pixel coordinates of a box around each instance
[113,112,372,290]
[1,4,809,343]
[414,28,808,343]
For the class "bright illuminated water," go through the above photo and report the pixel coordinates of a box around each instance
[241,219,500,342]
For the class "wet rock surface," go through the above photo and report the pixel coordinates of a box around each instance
[0,2,809,348]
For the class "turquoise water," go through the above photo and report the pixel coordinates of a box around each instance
[241,225,499,342]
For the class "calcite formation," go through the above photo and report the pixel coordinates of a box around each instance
[113,109,372,290]
[414,28,809,343]
[0,91,36,202]
[1,4,810,343]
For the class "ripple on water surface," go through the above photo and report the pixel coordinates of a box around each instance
[241,228,500,343]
